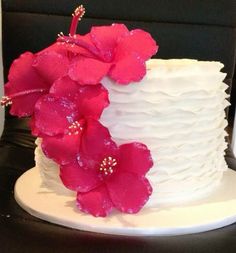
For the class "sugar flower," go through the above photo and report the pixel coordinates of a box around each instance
[60,140,153,217]
[57,7,158,85]
[32,76,109,165]
[1,50,69,117]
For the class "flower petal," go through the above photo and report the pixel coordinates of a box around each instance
[53,33,95,58]
[41,135,80,165]
[50,76,81,102]
[50,77,109,119]
[60,161,101,192]
[80,119,118,161]
[68,57,111,85]
[77,185,114,217]
[107,172,152,213]
[67,33,96,58]
[7,52,48,90]
[34,94,78,136]
[5,82,47,117]
[75,84,109,119]
[118,143,153,176]
[33,51,69,84]
[5,52,49,117]
[109,53,146,84]
[90,24,129,61]
[115,29,158,61]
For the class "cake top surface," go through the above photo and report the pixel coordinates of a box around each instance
[147,59,224,72]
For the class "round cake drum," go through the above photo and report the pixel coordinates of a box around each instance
[15,167,236,236]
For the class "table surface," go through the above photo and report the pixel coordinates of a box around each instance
[1,144,236,253]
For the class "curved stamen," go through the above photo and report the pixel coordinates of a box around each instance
[1,88,47,107]
[69,5,85,36]
[57,35,102,59]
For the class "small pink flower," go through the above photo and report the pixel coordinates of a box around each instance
[60,140,153,217]
[32,76,109,165]
[58,23,158,85]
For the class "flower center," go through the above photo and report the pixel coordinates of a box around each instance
[99,156,118,177]
[67,120,85,136]
[1,96,12,107]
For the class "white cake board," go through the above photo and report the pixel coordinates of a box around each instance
[14,167,236,236]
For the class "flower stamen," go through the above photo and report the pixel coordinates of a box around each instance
[1,88,47,107]
[57,32,64,38]
[69,5,85,37]
[68,120,84,135]
[57,5,104,59]
[57,35,101,59]
[1,96,12,107]
[100,156,117,177]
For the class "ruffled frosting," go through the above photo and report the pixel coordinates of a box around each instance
[35,59,229,208]
[100,59,229,207]
[35,138,75,196]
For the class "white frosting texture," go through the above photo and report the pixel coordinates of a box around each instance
[100,59,229,207]
[35,59,229,208]
[35,138,74,196]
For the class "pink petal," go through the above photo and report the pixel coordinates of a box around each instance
[50,76,81,102]
[47,40,92,57]
[33,51,69,84]
[80,119,118,160]
[68,57,111,85]
[115,29,158,61]
[77,185,114,217]
[109,53,146,84]
[34,95,78,136]
[5,82,47,117]
[90,24,129,61]
[41,135,80,165]
[67,33,96,58]
[75,84,109,119]
[51,77,109,119]
[53,33,95,58]
[7,52,48,91]
[107,172,152,213]
[5,52,49,117]
[118,143,153,176]
[60,162,101,192]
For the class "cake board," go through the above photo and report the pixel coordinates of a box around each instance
[14,167,236,236]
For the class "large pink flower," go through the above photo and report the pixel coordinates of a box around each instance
[32,76,109,165]
[60,139,153,217]
[58,23,158,85]
[2,51,69,117]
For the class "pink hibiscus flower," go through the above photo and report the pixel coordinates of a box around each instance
[57,7,158,85]
[32,76,109,165]
[60,137,153,217]
[1,50,69,117]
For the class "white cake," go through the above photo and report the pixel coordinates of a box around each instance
[35,59,229,209]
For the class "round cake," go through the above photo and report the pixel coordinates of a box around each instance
[2,5,231,222]
[35,58,229,208]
